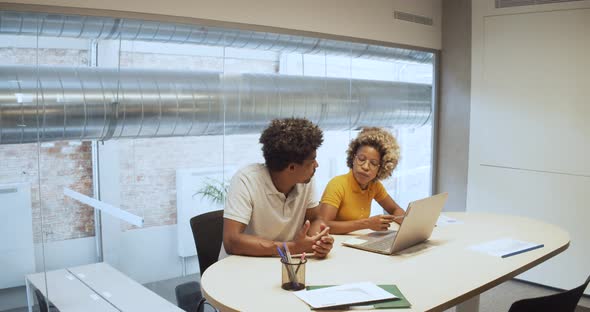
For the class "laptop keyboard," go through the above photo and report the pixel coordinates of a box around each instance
[362,231,398,251]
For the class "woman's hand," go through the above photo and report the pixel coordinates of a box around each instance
[366,214,396,231]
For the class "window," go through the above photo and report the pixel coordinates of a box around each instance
[0,10,435,308]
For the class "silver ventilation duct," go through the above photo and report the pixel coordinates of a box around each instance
[0,11,433,64]
[0,66,432,144]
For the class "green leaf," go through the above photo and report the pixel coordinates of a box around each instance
[193,178,229,205]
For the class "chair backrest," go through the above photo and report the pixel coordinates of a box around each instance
[190,210,224,276]
[34,289,49,312]
[508,275,590,312]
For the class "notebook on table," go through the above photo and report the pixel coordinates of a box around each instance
[294,282,395,309]
[306,284,411,309]
[342,192,448,255]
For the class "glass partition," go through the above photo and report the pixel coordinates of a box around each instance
[0,9,434,312]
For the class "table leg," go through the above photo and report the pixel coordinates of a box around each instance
[456,294,480,312]
[25,278,33,312]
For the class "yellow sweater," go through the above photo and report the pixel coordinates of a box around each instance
[320,170,388,221]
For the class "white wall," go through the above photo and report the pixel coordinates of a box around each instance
[102,218,200,284]
[469,0,590,293]
[97,140,199,284]
[0,183,35,289]
[2,0,442,50]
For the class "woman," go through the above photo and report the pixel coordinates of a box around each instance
[319,127,405,234]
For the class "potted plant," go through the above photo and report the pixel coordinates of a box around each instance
[194,178,228,205]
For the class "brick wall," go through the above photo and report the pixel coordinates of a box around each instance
[120,51,278,73]
[0,48,88,66]
[0,141,94,243]
[0,129,429,240]
[115,134,262,230]
[0,43,92,243]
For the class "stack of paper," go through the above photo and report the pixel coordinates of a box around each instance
[469,238,544,258]
[306,284,411,309]
[294,282,398,309]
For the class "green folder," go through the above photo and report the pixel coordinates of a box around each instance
[305,284,411,309]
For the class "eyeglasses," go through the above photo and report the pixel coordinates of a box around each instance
[354,154,381,170]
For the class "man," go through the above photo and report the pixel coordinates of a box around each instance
[223,118,334,258]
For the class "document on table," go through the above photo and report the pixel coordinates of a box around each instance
[469,238,544,258]
[294,282,397,309]
[436,214,463,226]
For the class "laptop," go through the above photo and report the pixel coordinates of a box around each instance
[342,192,448,255]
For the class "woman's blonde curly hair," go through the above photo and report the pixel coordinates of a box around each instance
[346,127,400,180]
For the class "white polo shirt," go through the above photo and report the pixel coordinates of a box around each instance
[224,163,319,242]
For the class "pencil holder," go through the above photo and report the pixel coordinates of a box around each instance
[280,258,307,291]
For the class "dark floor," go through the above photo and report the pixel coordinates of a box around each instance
[443,279,590,312]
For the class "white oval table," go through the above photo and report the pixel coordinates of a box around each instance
[201,212,569,312]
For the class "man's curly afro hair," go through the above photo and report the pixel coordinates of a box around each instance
[259,118,323,171]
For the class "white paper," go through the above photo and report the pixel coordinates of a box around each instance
[469,238,544,258]
[294,282,396,309]
[436,214,463,226]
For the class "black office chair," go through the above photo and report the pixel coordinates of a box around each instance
[175,210,224,312]
[508,275,590,312]
[190,210,224,275]
[175,281,202,312]
[34,289,60,312]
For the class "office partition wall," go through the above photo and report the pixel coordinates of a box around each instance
[468,1,590,294]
